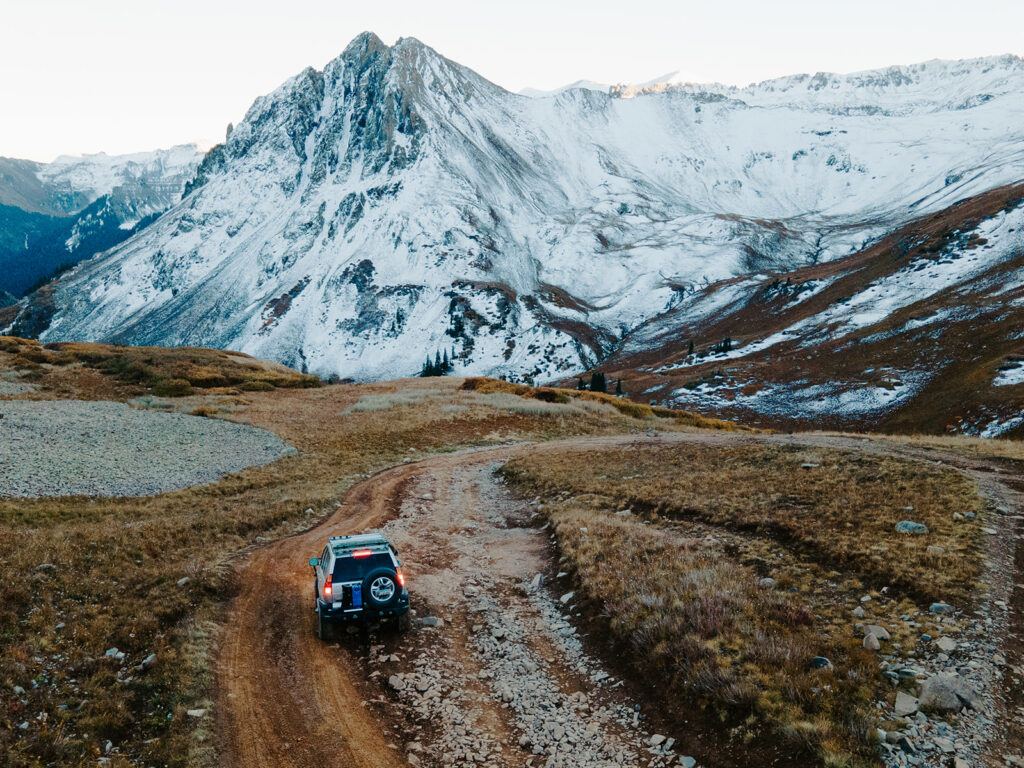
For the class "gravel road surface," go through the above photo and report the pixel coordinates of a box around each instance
[0,400,292,498]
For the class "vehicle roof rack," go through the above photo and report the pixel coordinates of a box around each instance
[328,532,390,552]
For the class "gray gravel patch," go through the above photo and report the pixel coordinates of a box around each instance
[0,372,33,396]
[0,400,292,498]
[0,381,33,396]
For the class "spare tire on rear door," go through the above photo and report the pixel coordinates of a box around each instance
[362,567,399,608]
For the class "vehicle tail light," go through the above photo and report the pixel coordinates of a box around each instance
[396,568,405,587]
[324,574,333,599]
[352,549,372,558]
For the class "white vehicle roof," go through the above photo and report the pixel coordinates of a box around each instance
[328,532,391,555]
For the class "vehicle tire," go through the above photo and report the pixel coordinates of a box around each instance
[395,612,412,634]
[362,568,399,608]
[317,609,333,641]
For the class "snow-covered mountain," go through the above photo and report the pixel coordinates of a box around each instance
[519,71,679,98]
[0,145,202,218]
[0,146,202,299]
[589,181,1024,437]
[7,34,1024,388]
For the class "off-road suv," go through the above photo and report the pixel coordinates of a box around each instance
[309,532,410,639]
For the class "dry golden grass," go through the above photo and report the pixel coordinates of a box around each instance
[505,441,984,603]
[0,377,671,768]
[0,336,320,401]
[500,439,989,765]
[460,376,748,430]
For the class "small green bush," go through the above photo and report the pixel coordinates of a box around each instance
[240,380,275,392]
[151,378,195,397]
[532,388,571,404]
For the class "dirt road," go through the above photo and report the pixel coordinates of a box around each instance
[214,433,1024,768]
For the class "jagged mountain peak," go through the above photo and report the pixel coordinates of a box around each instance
[8,37,1024,399]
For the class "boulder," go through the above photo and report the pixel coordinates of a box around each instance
[894,690,919,716]
[895,521,929,534]
[864,624,891,641]
[919,673,980,711]
[896,735,916,754]
[935,637,957,653]
[863,633,881,651]
[929,602,955,615]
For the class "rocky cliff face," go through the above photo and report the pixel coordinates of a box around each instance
[9,34,1024,387]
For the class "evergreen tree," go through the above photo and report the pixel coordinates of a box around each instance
[615,378,623,396]
[688,339,694,355]
[590,372,607,393]
[577,378,586,390]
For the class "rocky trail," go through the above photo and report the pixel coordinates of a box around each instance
[214,433,1024,768]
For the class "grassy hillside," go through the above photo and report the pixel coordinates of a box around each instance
[0,336,320,399]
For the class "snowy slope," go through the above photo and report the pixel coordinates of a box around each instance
[519,71,679,98]
[598,182,1024,436]
[13,34,1024,383]
[0,145,203,297]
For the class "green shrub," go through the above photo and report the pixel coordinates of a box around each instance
[275,374,322,389]
[151,378,195,397]
[532,388,571,404]
[240,380,275,392]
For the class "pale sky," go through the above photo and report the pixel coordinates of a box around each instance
[2,0,1022,162]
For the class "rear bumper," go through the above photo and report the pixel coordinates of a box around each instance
[317,593,410,624]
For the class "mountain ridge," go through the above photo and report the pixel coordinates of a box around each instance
[3,33,1022,434]
[0,145,202,299]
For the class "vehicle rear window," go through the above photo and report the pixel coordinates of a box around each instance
[331,552,392,582]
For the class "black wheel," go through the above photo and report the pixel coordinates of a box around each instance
[395,612,412,634]
[317,608,334,641]
[362,567,399,608]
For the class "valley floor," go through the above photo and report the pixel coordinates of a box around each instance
[1,349,1022,768]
